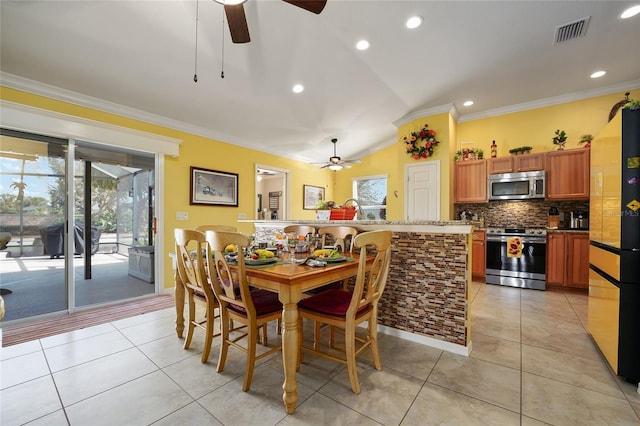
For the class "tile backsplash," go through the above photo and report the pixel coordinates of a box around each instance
[455,199,589,228]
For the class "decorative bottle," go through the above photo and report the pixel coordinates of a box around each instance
[490,140,497,158]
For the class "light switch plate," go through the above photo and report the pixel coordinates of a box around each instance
[238,213,247,220]
[176,212,188,221]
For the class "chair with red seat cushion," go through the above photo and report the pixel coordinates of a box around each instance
[204,230,282,392]
[174,228,220,363]
[308,226,360,346]
[298,229,392,394]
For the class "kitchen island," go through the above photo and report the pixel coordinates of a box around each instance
[242,220,474,355]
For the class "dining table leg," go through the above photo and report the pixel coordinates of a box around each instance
[279,286,302,414]
[174,268,185,338]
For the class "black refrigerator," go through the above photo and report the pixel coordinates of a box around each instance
[589,107,640,384]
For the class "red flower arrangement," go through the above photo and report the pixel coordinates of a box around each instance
[402,123,440,160]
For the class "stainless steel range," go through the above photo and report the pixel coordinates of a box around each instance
[485,227,547,290]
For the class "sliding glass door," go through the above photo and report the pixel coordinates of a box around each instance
[0,129,157,323]
[0,130,69,321]
[73,142,156,307]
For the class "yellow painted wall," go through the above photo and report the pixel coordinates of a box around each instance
[3,85,639,288]
[332,143,401,219]
[456,90,638,157]
[393,112,455,220]
[1,86,330,290]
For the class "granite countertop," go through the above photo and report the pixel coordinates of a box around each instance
[241,219,474,234]
[546,228,590,234]
[241,219,466,226]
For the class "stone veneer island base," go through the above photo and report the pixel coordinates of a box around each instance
[243,220,473,355]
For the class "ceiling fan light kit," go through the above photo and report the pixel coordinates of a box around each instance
[313,138,360,171]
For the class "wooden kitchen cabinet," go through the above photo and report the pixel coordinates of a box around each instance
[546,233,566,285]
[488,157,513,174]
[515,153,545,172]
[546,232,589,288]
[471,230,486,279]
[546,148,590,200]
[454,159,487,203]
[488,153,545,174]
[566,233,589,287]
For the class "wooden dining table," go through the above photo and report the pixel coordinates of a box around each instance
[173,252,372,414]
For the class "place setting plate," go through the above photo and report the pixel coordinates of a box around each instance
[313,255,347,263]
[244,257,279,266]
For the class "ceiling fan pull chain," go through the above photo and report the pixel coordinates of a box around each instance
[220,8,225,79]
[193,0,199,83]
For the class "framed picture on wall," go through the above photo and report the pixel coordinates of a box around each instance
[303,184,324,210]
[190,166,238,206]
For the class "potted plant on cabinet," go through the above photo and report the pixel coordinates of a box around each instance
[508,146,533,155]
[553,129,567,151]
[579,134,593,148]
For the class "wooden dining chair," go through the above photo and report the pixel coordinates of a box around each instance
[318,226,358,253]
[308,226,360,345]
[174,228,220,363]
[204,230,282,392]
[298,229,393,394]
[195,225,237,233]
[283,225,316,238]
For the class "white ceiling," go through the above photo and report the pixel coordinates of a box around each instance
[1,1,639,165]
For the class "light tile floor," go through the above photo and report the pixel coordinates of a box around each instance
[2,282,639,425]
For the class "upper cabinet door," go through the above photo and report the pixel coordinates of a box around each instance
[514,153,545,172]
[488,157,513,174]
[546,149,590,200]
[454,159,487,203]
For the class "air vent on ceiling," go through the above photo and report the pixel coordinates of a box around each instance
[554,16,591,44]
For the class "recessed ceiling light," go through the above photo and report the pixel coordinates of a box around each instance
[406,16,423,29]
[620,5,640,19]
[463,100,474,107]
[292,84,304,93]
[590,70,606,79]
[356,39,370,51]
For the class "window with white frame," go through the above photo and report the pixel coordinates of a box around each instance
[352,175,387,220]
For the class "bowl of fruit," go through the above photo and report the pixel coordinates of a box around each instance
[312,248,346,263]
[245,248,278,265]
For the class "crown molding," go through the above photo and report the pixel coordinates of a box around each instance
[0,72,316,161]
[3,72,639,162]
[458,79,640,123]
[1,100,182,156]
[393,103,458,128]
[0,72,384,164]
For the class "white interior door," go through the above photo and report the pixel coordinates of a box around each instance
[406,161,440,221]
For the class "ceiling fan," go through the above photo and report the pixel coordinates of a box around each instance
[215,0,327,44]
[314,138,361,171]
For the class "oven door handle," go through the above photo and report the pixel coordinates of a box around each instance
[486,236,547,244]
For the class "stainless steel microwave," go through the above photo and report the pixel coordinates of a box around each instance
[488,171,545,200]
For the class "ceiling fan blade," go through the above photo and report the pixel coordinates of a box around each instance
[224,4,250,43]
[282,0,327,14]
[344,159,361,164]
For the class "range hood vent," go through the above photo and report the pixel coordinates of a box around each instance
[554,16,590,44]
